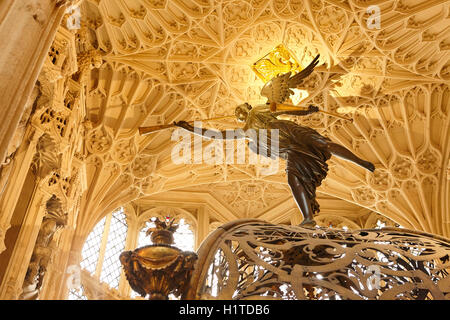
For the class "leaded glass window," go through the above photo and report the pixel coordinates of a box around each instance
[72,207,129,299]
[68,286,87,300]
[71,209,197,300]
[138,217,195,251]
[99,209,128,289]
[80,216,106,274]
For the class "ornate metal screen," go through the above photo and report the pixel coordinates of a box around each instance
[187,219,450,300]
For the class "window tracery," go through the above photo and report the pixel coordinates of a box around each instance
[76,207,129,297]
[99,210,128,289]
[73,206,196,299]
[80,216,106,274]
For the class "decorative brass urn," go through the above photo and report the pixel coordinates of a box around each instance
[120,217,197,300]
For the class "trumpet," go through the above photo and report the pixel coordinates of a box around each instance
[138,115,235,136]
[269,102,353,122]
[138,103,352,136]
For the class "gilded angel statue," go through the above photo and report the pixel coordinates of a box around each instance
[172,54,375,226]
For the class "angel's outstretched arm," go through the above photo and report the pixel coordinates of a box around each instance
[174,121,246,140]
[272,105,319,117]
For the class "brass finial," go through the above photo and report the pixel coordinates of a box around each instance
[120,215,197,300]
[145,217,178,245]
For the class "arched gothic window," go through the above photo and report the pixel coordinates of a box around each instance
[68,208,128,299]
[138,217,195,252]
[99,208,128,287]
[69,208,197,300]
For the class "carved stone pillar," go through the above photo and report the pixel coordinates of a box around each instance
[0,133,61,299]
[20,195,67,300]
[196,207,209,248]
[0,0,76,164]
[0,128,43,254]
[0,189,49,299]
[39,198,81,300]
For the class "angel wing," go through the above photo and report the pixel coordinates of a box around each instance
[260,54,320,104]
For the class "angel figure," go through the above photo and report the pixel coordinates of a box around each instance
[174,54,375,226]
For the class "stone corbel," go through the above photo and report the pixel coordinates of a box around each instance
[77,49,103,83]
[74,22,103,81]
[31,134,62,181]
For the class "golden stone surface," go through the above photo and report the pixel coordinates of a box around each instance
[251,44,303,83]
[0,0,449,301]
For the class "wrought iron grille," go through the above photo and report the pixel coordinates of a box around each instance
[193,220,450,300]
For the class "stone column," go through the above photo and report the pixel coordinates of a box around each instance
[116,212,139,297]
[196,206,210,249]
[38,203,78,300]
[0,128,42,254]
[20,195,67,300]
[0,132,61,299]
[0,187,49,299]
[0,0,74,164]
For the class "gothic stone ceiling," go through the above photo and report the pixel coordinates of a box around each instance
[77,0,450,237]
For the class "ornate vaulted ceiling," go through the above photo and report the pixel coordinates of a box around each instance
[76,0,450,237]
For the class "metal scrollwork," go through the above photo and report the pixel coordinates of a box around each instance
[194,220,450,300]
[120,217,198,300]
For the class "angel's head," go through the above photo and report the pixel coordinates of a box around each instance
[235,103,252,122]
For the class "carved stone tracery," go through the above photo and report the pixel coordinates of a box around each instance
[1,0,450,300]
[65,0,450,240]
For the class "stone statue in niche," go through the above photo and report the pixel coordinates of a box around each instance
[20,195,67,300]
[174,55,375,226]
